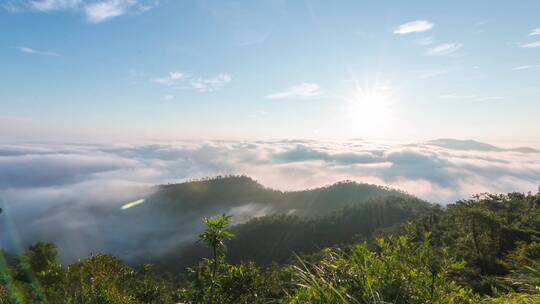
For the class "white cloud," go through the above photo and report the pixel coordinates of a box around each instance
[415,37,434,45]
[84,0,136,23]
[16,46,59,56]
[152,71,186,86]
[426,43,462,56]
[152,72,232,92]
[512,65,540,71]
[439,94,476,99]
[439,94,504,101]
[163,94,175,100]
[189,74,232,92]
[394,20,433,34]
[529,27,540,36]
[265,83,322,100]
[1,140,537,206]
[30,0,81,11]
[474,96,504,101]
[5,0,157,23]
[520,41,540,48]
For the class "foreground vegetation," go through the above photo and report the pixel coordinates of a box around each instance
[1,191,539,303]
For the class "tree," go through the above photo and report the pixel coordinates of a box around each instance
[180,214,282,303]
[198,214,235,281]
[196,214,235,303]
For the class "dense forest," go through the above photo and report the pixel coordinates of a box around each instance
[0,178,539,303]
[170,194,430,270]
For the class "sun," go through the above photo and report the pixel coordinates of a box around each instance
[343,83,394,137]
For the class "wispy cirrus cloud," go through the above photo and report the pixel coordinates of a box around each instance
[265,83,322,100]
[152,71,232,92]
[190,74,232,92]
[426,43,462,56]
[31,0,81,11]
[512,65,540,71]
[439,94,504,101]
[528,27,540,36]
[474,96,505,101]
[520,41,540,48]
[84,0,137,23]
[439,94,476,99]
[16,46,59,56]
[152,72,186,86]
[394,20,433,34]
[4,0,157,23]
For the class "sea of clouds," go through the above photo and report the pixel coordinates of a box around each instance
[0,139,539,261]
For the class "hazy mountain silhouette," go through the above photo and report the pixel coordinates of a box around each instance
[426,138,539,153]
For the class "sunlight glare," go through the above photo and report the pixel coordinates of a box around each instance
[344,82,394,137]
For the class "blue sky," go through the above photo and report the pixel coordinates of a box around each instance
[1,0,539,145]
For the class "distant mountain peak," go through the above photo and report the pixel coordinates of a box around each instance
[426,138,539,153]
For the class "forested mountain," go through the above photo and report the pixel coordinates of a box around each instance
[112,175,418,263]
[144,175,414,217]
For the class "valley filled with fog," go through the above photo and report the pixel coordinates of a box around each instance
[1,138,538,262]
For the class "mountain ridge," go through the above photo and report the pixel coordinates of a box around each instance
[426,138,539,153]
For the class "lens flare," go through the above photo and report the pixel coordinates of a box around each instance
[0,197,47,302]
[121,199,145,210]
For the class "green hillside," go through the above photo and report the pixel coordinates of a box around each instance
[103,176,421,264]
[172,195,430,269]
